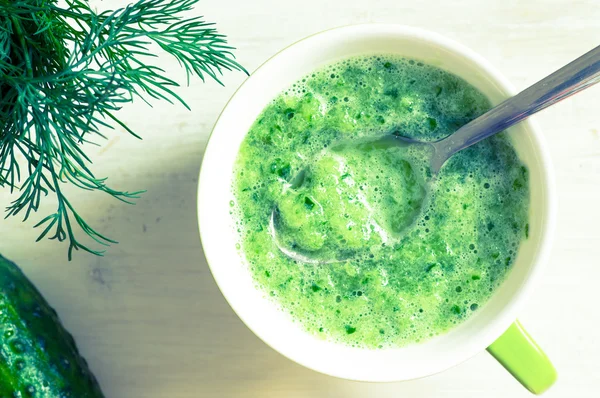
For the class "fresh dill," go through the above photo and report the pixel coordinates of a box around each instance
[0,0,246,259]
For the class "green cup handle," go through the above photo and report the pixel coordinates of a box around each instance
[487,320,557,395]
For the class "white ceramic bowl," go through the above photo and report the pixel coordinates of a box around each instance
[198,24,556,382]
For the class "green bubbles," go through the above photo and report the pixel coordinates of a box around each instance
[232,54,529,349]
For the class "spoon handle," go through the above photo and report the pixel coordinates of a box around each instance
[435,44,600,163]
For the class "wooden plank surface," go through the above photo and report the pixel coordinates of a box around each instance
[1,0,598,396]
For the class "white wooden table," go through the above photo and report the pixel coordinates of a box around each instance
[1,1,598,396]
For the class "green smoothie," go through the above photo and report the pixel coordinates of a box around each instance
[231,55,529,348]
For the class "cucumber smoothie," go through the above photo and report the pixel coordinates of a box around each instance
[231,55,529,348]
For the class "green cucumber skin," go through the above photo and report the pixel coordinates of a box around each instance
[0,255,105,398]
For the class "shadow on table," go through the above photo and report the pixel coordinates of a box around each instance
[80,147,336,397]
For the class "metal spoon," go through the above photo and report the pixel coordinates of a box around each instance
[272,44,600,263]
[423,45,600,173]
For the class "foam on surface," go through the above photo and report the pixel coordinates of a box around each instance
[231,55,530,348]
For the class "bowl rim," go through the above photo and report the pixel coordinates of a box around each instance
[197,23,557,382]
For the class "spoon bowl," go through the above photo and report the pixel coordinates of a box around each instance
[269,134,431,264]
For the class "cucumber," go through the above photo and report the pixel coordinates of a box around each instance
[0,255,105,397]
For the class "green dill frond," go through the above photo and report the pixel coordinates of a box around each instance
[0,0,247,259]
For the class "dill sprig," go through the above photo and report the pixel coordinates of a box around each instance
[0,0,246,259]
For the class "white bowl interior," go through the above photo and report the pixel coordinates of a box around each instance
[198,25,553,382]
